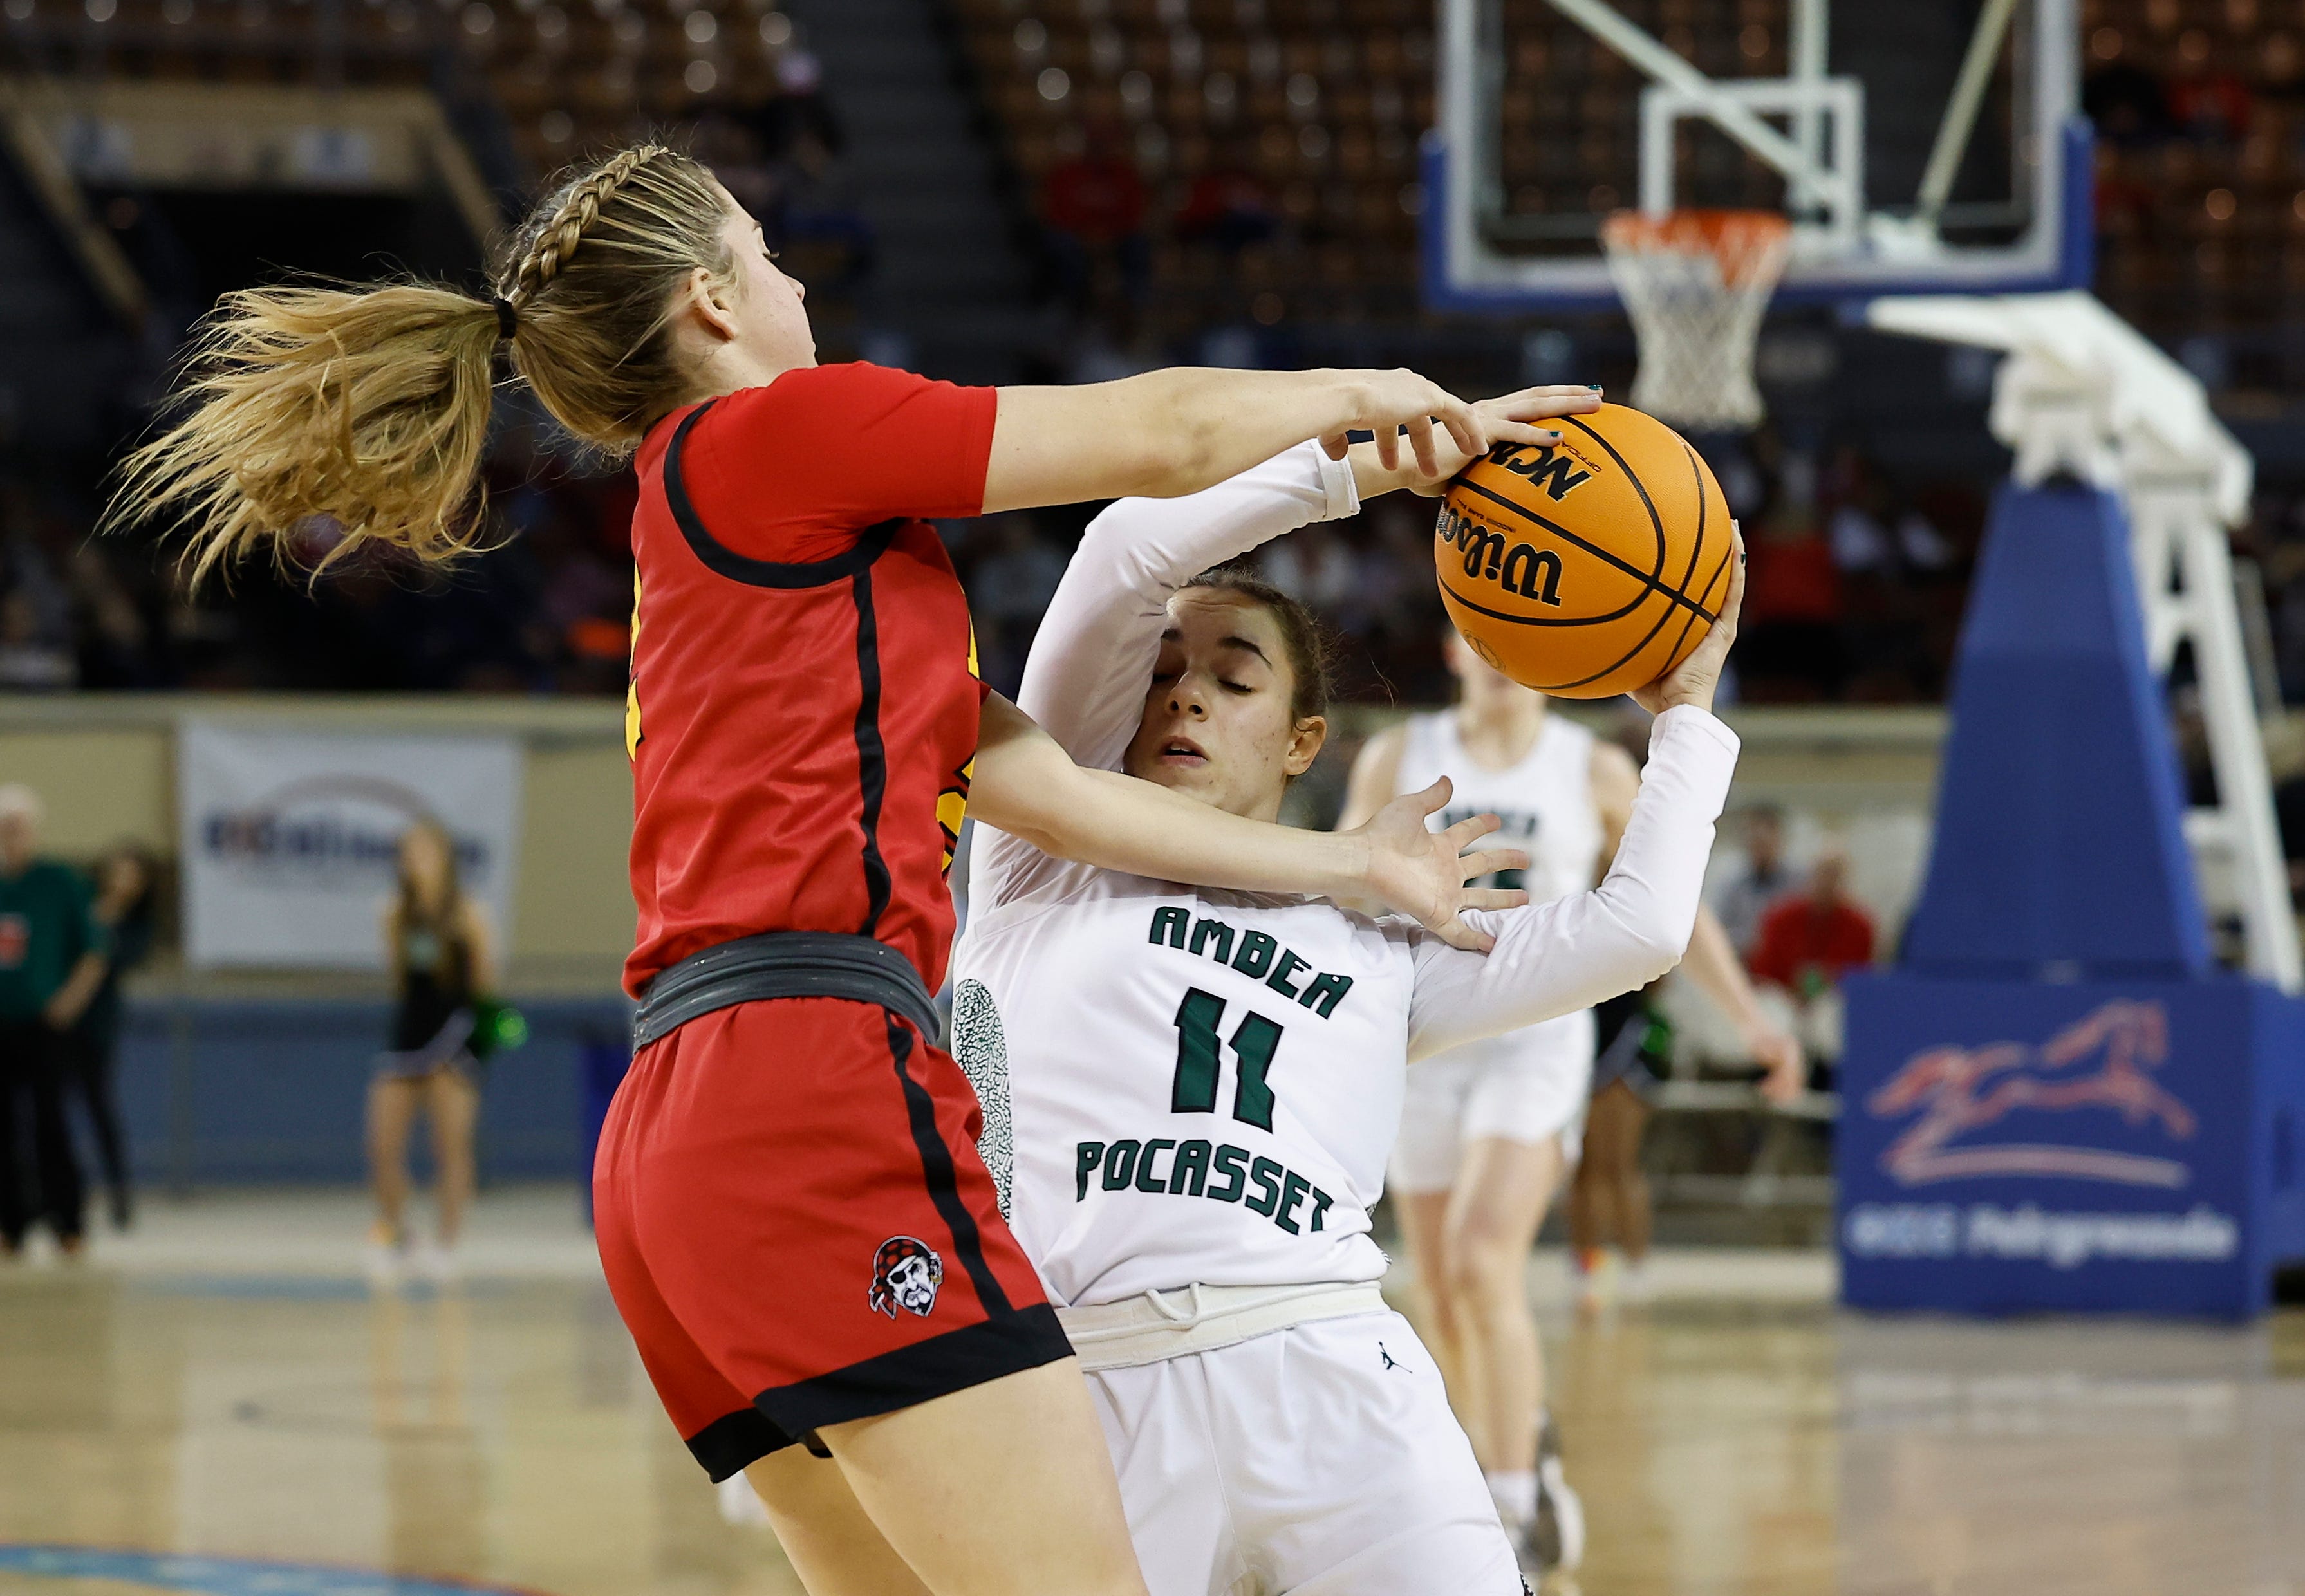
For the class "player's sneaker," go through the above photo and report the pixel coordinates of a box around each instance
[364,1226,404,1288]
[1528,1415,1586,1573]
[411,1238,460,1285]
[1572,1246,1610,1312]
[1534,1454,1585,1572]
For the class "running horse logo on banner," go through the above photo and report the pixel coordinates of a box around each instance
[1865,1001,2199,1189]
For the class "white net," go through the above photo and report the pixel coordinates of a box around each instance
[1601,209,1793,433]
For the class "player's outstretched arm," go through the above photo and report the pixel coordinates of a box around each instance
[969,694,1527,952]
[1403,534,1748,1055]
[982,368,1563,514]
[1404,706,1741,1055]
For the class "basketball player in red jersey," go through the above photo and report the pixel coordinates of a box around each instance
[111,145,1565,1596]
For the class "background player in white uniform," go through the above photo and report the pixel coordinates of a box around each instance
[951,399,1747,1596]
[1336,629,1802,1573]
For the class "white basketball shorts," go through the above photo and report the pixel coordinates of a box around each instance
[1389,1008,1596,1194]
[1086,1310,1524,1596]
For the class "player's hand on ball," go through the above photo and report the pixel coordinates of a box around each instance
[1400,385,1607,497]
[1348,776,1531,953]
[1632,525,1744,717]
[1319,369,1544,476]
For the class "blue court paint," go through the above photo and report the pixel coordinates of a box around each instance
[0,1548,546,1596]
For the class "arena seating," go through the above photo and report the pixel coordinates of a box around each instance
[2083,0,2305,355]
[12,0,2305,348]
[953,0,2305,351]
[0,0,801,181]
[951,0,1440,329]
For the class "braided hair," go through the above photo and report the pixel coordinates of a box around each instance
[107,145,737,579]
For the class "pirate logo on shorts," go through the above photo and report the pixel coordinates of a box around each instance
[868,1236,945,1319]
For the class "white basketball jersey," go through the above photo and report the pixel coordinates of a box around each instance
[946,441,1739,1315]
[1394,709,1603,908]
[1394,709,1603,1073]
[955,873,1419,1307]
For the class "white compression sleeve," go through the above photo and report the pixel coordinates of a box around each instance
[971,443,1358,910]
[1403,706,1741,1062]
[1011,440,1357,770]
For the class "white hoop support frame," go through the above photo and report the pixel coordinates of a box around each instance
[1601,209,1793,432]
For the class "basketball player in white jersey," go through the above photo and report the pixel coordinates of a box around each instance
[1336,650,1803,1571]
[951,399,1746,1596]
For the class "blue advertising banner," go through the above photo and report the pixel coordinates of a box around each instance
[1840,974,2305,1319]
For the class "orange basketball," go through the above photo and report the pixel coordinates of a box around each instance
[1434,403,1734,700]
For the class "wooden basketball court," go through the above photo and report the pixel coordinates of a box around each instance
[3,1190,2299,1596]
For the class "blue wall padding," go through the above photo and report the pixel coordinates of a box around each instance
[1841,973,2305,1317]
[1901,482,2210,978]
[107,996,630,1185]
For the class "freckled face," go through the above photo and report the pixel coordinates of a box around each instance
[714,191,816,370]
[1123,590,1324,823]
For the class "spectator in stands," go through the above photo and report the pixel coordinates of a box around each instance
[69,842,156,1232]
[1824,448,1938,702]
[71,546,164,689]
[1710,804,1793,958]
[1040,123,1150,315]
[2170,64,2253,145]
[1260,524,1360,621]
[695,113,778,223]
[770,127,875,297]
[964,513,1069,696]
[2084,48,2173,146]
[0,784,107,1259]
[1175,150,1278,255]
[750,46,843,161]
[1736,453,1847,701]
[0,589,75,691]
[1746,848,1876,1081]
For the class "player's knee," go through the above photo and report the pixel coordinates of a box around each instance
[1442,1222,1524,1306]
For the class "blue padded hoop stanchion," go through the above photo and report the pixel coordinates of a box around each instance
[1901,482,2208,979]
[1838,482,2305,1319]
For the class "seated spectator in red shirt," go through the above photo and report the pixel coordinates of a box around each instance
[1737,485,1849,702]
[1747,850,1876,1079]
[1175,158,1278,254]
[1749,851,1875,992]
[2169,70,2252,144]
[1041,124,1150,312]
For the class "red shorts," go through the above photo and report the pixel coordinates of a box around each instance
[593,996,1069,1480]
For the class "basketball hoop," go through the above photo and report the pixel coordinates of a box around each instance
[1601,209,1793,433]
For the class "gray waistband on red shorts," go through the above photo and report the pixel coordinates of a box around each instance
[631,931,941,1050]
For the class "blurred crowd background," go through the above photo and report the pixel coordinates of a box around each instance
[4,0,2305,710]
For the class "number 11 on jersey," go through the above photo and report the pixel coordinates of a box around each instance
[1171,987,1282,1132]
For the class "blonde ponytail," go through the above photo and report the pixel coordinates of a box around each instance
[113,283,503,581]
[109,144,736,581]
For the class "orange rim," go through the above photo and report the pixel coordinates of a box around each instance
[1601,208,1793,290]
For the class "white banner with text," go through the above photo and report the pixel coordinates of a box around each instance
[178,723,523,968]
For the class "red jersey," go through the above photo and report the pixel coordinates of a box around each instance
[622,363,996,998]
[1746,895,1876,992]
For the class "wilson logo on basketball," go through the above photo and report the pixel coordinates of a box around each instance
[1433,403,1730,700]
[1437,505,1565,607]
